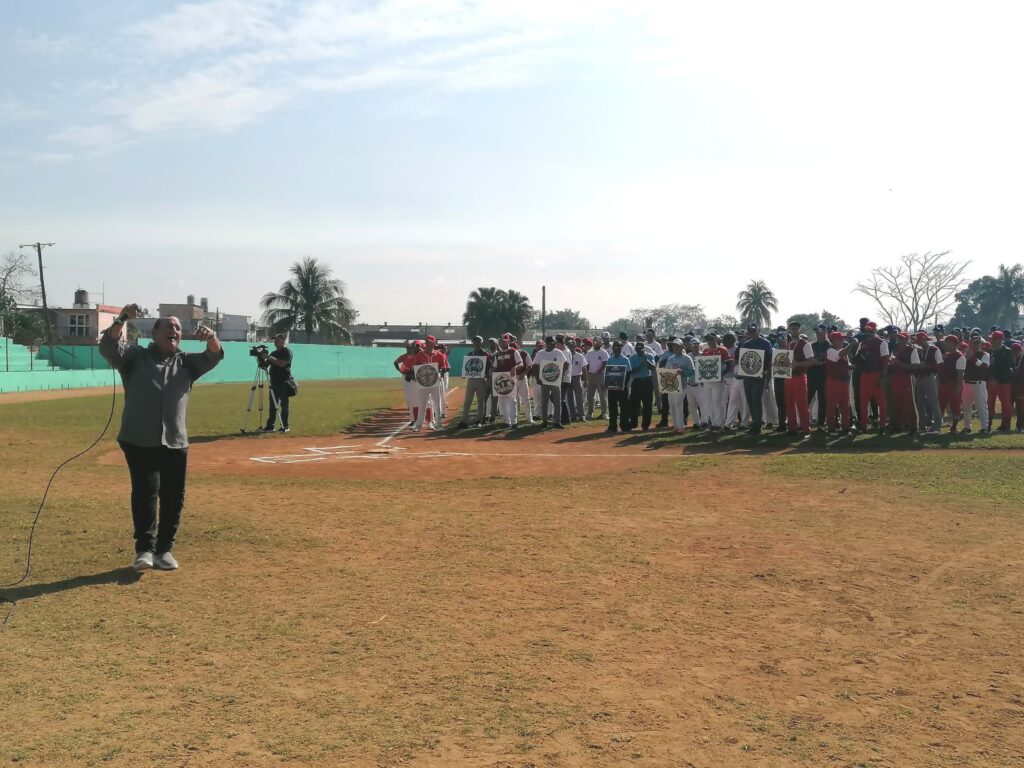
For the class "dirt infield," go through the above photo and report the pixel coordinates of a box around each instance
[3,382,1024,767]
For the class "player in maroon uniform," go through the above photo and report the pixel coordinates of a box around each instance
[856,321,890,432]
[888,332,920,432]
[824,331,853,432]
[937,335,966,433]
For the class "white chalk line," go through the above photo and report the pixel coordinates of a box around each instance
[377,385,460,447]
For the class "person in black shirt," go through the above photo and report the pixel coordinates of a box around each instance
[807,324,830,429]
[262,333,294,433]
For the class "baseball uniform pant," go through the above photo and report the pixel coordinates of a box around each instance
[439,373,449,417]
[962,381,989,430]
[938,381,963,427]
[497,394,518,426]
[540,385,562,425]
[987,381,1012,431]
[914,375,941,431]
[412,385,440,430]
[784,375,811,433]
[889,374,916,429]
[725,376,748,426]
[668,391,687,428]
[825,378,852,430]
[703,381,727,427]
[585,372,607,418]
[686,386,701,426]
[762,377,779,425]
[515,378,534,422]
[403,379,416,421]
[460,378,488,424]
[858,372,888,429]
[774,378,786,428]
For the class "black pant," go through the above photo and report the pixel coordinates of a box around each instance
[658,393,670,424]
[807,372,826,424]
[560,382,573,423]
[628,378,654,429]
[743,376,767,431]
[267,381,290,429]
[120,442,188,554]
[607,390,629,431]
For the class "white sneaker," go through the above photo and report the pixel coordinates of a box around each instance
[133,551,154,571]
[153,551,178,571]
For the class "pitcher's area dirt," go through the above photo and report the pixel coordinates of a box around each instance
[5,390,1024,767]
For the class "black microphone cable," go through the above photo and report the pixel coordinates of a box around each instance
[1,367,118,631]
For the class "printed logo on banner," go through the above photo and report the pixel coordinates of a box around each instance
[772,349,794,379]
[658,368,682,393]
[737,348,765,378]
[462,355,486,379]
[414,364,440,388]
[604,364,628,391]
[491,371,516,396]
[695,356,723,383]
[539,360,563,384]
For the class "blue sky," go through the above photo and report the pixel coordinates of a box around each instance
[3,1,1024,329]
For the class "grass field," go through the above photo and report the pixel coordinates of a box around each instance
[1,378,1022,767]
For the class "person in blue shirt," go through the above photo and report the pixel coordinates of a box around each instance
[604,341,632,433]
[739,323,774,435]
[626,341,657,431]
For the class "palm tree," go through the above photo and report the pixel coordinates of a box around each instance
[463,287,534,340]
[978,263,1024,329]
[735,280,779,329]
[260,257,356,343]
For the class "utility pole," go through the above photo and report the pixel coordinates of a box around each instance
[19,242,55,368]
[541,285,546,339]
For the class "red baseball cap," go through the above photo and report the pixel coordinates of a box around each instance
[828,331,844,342]
[915,331,929,341]
[501,333,511,340]
[898,332,909,341]
[1012,341,1023,350]
[943,334,959,345]
[991,330,1005,340]
[865,321,877,331]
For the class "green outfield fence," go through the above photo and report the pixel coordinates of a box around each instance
[0,338,409,393]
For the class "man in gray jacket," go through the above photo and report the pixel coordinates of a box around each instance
[99,304,224,572]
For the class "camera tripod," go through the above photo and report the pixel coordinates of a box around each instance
[240,363,279,434]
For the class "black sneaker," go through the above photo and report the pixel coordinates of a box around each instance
[260,425,275,432]
[553,423,566,430]
[278,427,290,433]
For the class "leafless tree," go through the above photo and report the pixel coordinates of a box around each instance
[0,250,39,303]
[854,251,970,330]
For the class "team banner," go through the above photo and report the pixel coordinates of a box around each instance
[461,355,487,379]
[772,349,794,379]
[538,359,564,385]
[657,367,682,393]
[736,348,765,378]
[491,371,516,396]
[695,356,722,383]
[604,364,628,391]
[414,364,440,388]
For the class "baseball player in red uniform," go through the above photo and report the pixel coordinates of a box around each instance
[394,340,420,425]
[401,335,447,431]
[888,332,920,431]
[786,323,814,435]
[824,331,853,432]
[937,335,966,433]
[856,321,890,431]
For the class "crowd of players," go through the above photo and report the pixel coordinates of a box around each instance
[393,320,1024,437]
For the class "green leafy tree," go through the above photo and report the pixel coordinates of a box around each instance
[950,264,1024,329]
[603,316,644,337]
[532,307,592,330]
[463,287,534,339]
[784,311,848,331]
[260,257,357,343]
[736,280,779,329]
[706,313,741,333]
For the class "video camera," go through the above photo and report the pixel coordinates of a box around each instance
[250,344,270,365]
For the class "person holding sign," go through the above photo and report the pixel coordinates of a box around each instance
[457,335,491,428]
[739,324,774,435]
[785,322,815,436]
[532,336,568,429]
[492,334,524,428]
[626,341,657,431]
[402,335,446,432]
[700,331,731,432]
[604,341,631,433]
[664,338,695,432]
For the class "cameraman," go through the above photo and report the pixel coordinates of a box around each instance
[261,333,293,433]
